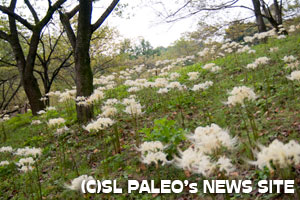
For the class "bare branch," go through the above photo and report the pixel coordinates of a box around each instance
[66,4,80,19]
[164,0,242,23]
[0,30,10,41]
[0,4,33,30]
[91,0,120,33]
[50,52,73,86]
[3,82,21,110]
[37,0,67,30]
[24,0,40,23]
[0,58,16,67]
[59,11,76,49]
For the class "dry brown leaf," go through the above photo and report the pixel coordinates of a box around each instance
[184,170,191,177]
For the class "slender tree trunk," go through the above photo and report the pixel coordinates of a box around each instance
[252,0,267,32]
[9,31,45,115]
[22,73,45,113]
[273,0,282,24]
[5,0,47,115]
[75,0,94,123]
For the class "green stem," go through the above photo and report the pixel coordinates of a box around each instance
[1,123,6,142]
[239,107,253,147]
[113,124,121,153]
[291,81,295,100]
[245,105,258,141]
[263,67,270,111]
[69,153,80,176]
[34,160,42,200]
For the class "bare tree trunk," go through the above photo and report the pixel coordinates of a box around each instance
[252,0,267,32]
[8,9,45,115]
[22,73,45,113]
[273,0,282,24]
[59,0,120,123]
[75,0,94,123]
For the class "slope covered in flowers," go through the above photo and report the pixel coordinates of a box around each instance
[1,25,300,199]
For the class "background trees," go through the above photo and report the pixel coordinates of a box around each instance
[0,0,67,114]
[149,0,300,33]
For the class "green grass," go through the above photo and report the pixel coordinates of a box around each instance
[1,32,300,200]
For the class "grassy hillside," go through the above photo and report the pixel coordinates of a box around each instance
[0,29,300,200]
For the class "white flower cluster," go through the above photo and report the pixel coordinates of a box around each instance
[282,55,299,69]
[48,117,66,127]
[191,81,213,91]
[104,98,119,106]
[46,91,61,98]
[0,146,42,172]
[246,56,270,69]
[153,78,169,88]
[2,114,10,121]
[40,96,48,102]
[157,88,169,94]
[55,126,69,136]
[250,139,300,171]
[84,117,114,132]
[37,110,46,115]
[254,56,270,65]
[124,99,143,116]
[286,61,299,70]
[226,86,257,106]
[197,47,211,57]
[93,75,115,85]
[237,45,255,54]
[137,141,164,154]
[31,120,42,125]
[100,105,117,117]
[0,161,9,166]
[46,106,56,111]
[65,175,94,192]
[0,146,13,153]
[15,147,42,157]
[76,89,105,107]
[244,29,277,43]
[17,157,35,172]
[137,141,168,166]
[282,55,297,63]
[287,70,300,81]
[59,89,76,102]
[169,72,181,80]
[86,90,105,105]
[221,41,243,54]
[203,63,221,73]
[166,81,185,91]
[174,124,236,176]
[187,72,199,81]
[188,124,237,153]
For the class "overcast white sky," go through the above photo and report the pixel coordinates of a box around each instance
[102,0,254,48]
[101,0,198,48]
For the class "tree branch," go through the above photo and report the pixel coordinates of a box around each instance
[0,4,33,30]
[3,81,21,110]
[66,4,80,19]
[91,0,120,33]
[37,0,67,30]
[49,52,73,86]
[0,30,10,41]
[164,0,243,23]
[24,0,40,23]
[59,11,76,49]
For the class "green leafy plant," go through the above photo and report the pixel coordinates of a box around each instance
[140,117,186,156]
